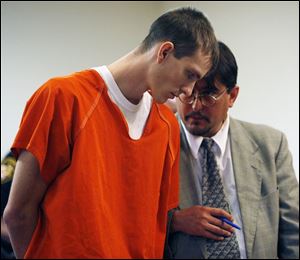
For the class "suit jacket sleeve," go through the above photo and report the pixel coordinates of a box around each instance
[276,133,299,259]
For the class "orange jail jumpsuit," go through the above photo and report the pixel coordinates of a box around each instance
[11,69,179,259]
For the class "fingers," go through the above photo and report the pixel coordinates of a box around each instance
[204,207,236,239]
[209,217,235,233]
[175,206,237,240]
[206,222,233,237]
[202,229,225,241]
[211,208,233,221]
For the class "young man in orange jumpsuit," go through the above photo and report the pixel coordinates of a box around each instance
[4,7,218,258]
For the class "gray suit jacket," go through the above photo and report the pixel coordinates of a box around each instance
[167,117,299,259]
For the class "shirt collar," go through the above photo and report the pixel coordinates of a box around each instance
[181,115,230,159]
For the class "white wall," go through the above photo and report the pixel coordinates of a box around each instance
[2,1,299,180]
[161,1,299,180]
[1,0,160,156]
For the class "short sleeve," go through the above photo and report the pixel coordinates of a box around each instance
[11,79,74,184]
[166,108,180,210]
[167,146,180,210]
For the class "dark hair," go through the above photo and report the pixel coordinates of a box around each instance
[206,41,238,92]
[139,7,218,67]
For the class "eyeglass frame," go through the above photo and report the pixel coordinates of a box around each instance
[178,87,227,107]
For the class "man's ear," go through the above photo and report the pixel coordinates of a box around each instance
[228,86,239,107]
[157,41,174,63]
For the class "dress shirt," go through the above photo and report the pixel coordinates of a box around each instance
[181,116,247,258]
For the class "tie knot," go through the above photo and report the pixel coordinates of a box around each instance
[201,138,214,150]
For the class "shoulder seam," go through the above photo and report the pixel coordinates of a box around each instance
[155,104,177,161]
[74,88,104,139]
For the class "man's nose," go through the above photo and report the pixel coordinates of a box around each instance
[180,82,195,97]
[191,97,203,112]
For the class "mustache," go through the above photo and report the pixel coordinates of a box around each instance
[185,112,209,122]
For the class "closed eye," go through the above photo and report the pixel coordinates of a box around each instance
[187,71,198,81]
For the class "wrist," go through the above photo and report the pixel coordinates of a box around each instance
[170,209,181,233]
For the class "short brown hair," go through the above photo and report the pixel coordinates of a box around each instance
[140,7,219,69]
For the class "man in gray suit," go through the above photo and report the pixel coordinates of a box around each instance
[165,41,299,259]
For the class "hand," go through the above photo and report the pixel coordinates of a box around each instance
[171,206,235,241]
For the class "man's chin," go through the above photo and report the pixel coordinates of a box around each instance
[186,124,209,136]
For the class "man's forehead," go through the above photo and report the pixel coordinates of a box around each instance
[194,79,219,91]
[192,50,212,78]
[194,79,209,89]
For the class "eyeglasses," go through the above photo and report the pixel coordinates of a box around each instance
[178,88,227,107]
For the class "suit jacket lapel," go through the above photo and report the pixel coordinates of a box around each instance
[179,122,202,208]
[178,120,207,255]
[229,118,262,259]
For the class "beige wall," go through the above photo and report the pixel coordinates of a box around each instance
[160,1,299,180]
[1,1,299,179]
[1,0,160,156]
